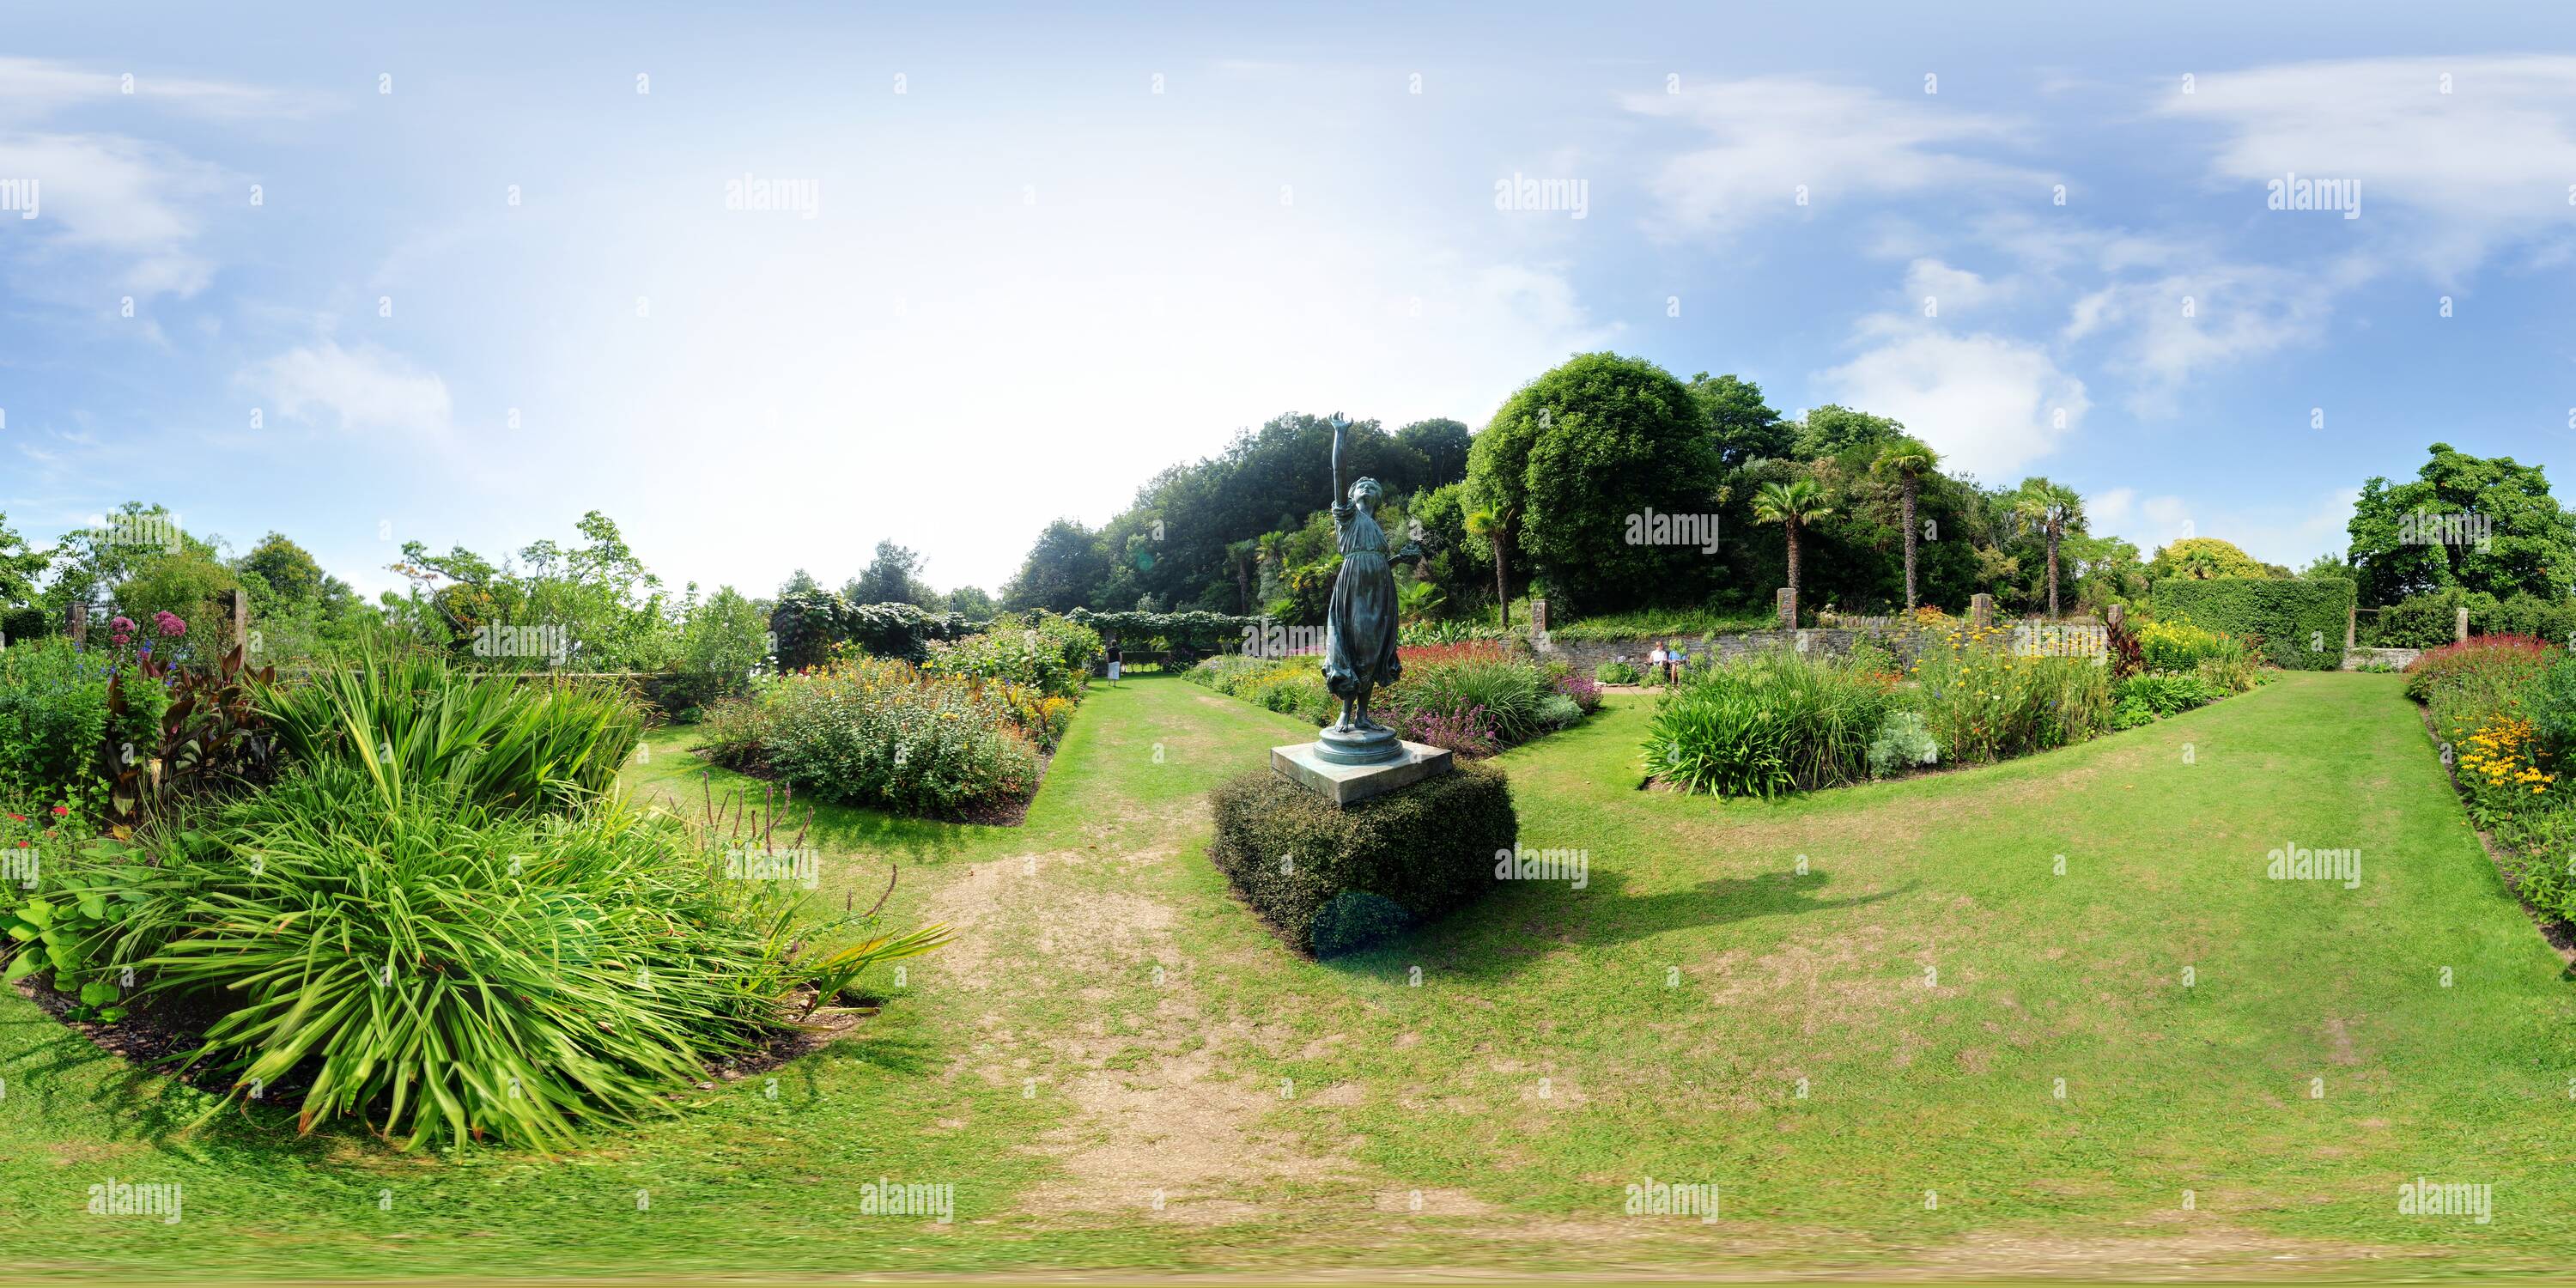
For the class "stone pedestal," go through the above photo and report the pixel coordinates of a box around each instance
[1273,739,1454,807]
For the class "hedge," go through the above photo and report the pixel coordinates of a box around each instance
[0,606,45,647]
[768,592,986,671]
[1206,762,1516,957]
[2152,577,2353,671]
[1066,609,1264,663]
[2365,589,2576,650]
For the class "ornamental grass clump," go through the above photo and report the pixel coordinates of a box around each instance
[60,764,945,1152]
[258,649,641,813]
[1645,650,1895,797]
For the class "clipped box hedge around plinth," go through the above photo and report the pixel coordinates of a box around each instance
[1206,762,1516,957]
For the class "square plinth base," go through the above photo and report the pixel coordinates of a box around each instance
[1271,739,1455,807]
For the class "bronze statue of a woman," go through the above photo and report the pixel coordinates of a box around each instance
[1316,414,1404,764]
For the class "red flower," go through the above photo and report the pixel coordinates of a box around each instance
[52,805,69,817]
[5,813,21,823]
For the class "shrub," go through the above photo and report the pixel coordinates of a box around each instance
[1206,762,1516,957]
[1647,651,1894,797]
[2153,576,2353,670]
[0,639,113,796]
[60,766,945,1151]
[1184,653,1275,694]
[2195,653,2260,696]
[1536,692,1583,731]
[2136,618,2243,673]
[696,695,774,771]
[1594,659,1642,685]
[769,592,978,671]
[921,612,1103,699]
[259,651,644,813]
[2115,672,2215,717]
[1400,703,1498,756]
[1388,643,1552,747]
[1865,709,1939,778]
[757,655,1039,815]
[2403,635,2555,704]
[0,606,46,647]
[2105,617,2144,680]
[2372,590,2576,651]
[2523,653,2576,761]
[1550,666,1602,714]
[1909,638,2111,765]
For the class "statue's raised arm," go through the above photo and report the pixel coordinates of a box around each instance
[1328,413,1348,513]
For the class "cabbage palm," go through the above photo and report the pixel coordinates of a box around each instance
[1753,479,1833,627]
[1464,501,1519,631]
[2011,480,2085,618]
[1871,438,1940,611]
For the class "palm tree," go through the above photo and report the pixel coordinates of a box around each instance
[1752,479,1833,628]
[1224,539,1257,615]
[2010,480,2085,618]
[1464,501,1520,631]
[1870,438,1940,611]
[1394,577,1445,624]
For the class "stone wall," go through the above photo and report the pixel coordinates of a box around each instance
[1521,629,1896,676]
[2341,646,2421,672]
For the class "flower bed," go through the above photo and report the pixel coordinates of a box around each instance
[1645,617,2258,799]
[2400,635,2576,927]
[1183,641,1595,757]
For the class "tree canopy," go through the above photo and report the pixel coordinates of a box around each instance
[2346,442,2576,606]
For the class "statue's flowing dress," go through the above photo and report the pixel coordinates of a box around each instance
[1321,499,1402,702]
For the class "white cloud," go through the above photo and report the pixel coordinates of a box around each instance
[1624,76,2044,235]
[0,132,226,297]
[0,57,318,123]
[247,341,453,440]
[1818,318,2089,480]
[1903,258,2011,315]
[2158,56,2576,277]
[2062,261,2347,412]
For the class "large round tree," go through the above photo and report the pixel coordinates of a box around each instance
[1466,352,1724,615]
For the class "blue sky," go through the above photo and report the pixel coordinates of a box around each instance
[6,2,2576,599]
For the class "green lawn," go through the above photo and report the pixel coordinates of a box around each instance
[6,671,2574,1280]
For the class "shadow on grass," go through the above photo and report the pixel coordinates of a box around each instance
[1321,868,1910,983]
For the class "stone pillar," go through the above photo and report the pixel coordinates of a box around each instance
[2345,599,2357,652]
[1530,598,1549,636]
[69,603,86,652]
[1777,586,1795,631]
[2456,605,2471,643]
[229,586,249,659]
[1969,593,1994,629]
[2105,602,2123,632]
